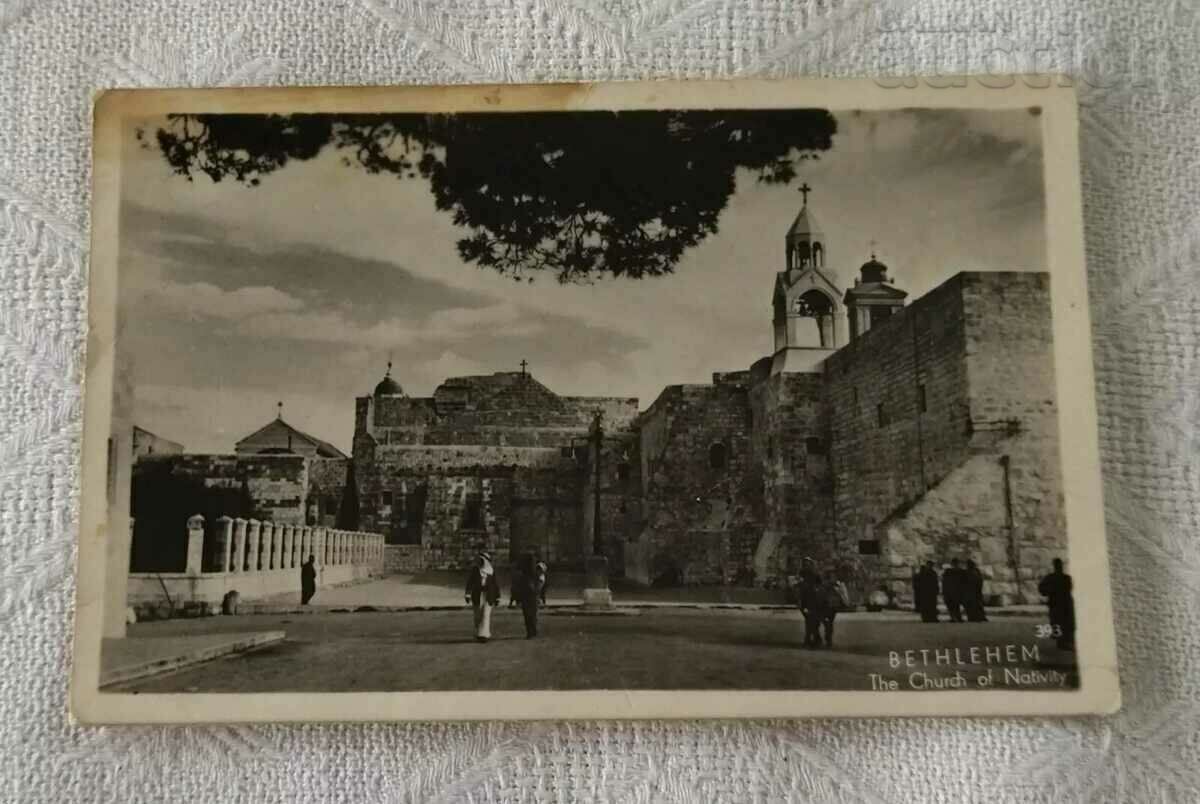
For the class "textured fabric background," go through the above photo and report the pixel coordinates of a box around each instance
[0,0,1197,801]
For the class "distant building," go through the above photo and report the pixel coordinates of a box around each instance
[131,426,183,459]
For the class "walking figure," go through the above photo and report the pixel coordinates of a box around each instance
[465,550,500,643]
[513,553,541,639]
[798,565,824,649]
[819,573,849,648]
[300,554,317,605]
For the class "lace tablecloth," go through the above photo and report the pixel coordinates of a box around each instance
[1,0,1196,800]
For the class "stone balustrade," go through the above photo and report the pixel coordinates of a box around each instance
[128,515,386,617]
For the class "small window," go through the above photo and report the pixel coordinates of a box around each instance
[877,403,887,428]
[917,384,927,413]
[462,493,484,530]
[858,539,881,555]
[708,442,727,469]
[805,437,825,455]
[617,462,630,481]
[381,490,393,507]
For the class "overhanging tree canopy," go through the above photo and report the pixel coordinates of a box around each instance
[148,109,837,283]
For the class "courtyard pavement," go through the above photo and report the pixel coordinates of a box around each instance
[113,609,1076,693]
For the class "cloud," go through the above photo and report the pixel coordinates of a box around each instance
[143,280,305,320]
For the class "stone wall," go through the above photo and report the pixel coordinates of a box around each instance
[384,544,427,573]
[825,272,972,551]
[306,456,349,525]
[629,378,760,585]
[826,272,1063,603]
[747,367,834,583]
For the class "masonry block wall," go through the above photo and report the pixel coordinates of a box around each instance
[748,368,835,582]
[351,373,633,572]
[825,272,1063,603]
[629,377,761,585]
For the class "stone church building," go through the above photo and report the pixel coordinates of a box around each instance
[352,191,1065,605]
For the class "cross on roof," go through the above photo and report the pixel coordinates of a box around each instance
[869,238,877,259]
[798,182,812,205]
[520,359,529,376]
[277,401,283,419]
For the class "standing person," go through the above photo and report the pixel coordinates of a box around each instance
[464,550,501,643]
[963,559,988,622]
[819,573,849,648]
[942,558,965,622]
[1038,558,1076,650]
[916,561,940,623]
[798,567,824,649]
[300,554,317,605]
[513,552,540,639]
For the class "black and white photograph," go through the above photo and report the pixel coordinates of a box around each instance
[72,80,1118,722]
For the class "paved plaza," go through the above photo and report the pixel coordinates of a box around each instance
[114,610,1076,693]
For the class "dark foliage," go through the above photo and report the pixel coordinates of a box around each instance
[149,110,837,282]
[130,462,254,573]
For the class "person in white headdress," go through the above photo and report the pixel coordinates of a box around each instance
[464,550,501,643]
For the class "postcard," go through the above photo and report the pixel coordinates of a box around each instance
[71,78,1119,722]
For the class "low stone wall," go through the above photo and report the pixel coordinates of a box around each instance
[384,544,427,574]
[127,514,385,618]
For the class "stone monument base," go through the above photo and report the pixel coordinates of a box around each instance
[582,588,614,608]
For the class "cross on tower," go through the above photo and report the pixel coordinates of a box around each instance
[798,182,812,205]
[520,359,529,376]
[869,238,877,259]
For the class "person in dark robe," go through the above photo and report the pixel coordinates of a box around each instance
[915,561,940,622]
[1038,558,1076,650]
[300,554,317,605]
[798,568,825,648]
[512,552,541,639]
[942,558,965,622]
[963,559,988,622]
[464,550,501,643]
[819,573,849,648]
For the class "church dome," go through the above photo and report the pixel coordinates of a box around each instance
[374,362,404,397]
[860,257,888,284]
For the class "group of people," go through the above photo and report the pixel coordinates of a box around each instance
[794,559,850,649]
[911,557,988,623]
[464,550,548,643]
[911,556,1077,650]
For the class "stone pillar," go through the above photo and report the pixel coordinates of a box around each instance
[247,519,262,572]
[282,524,294,569]
[329,529,338,565]
[232,518,248,573]
[269,522,283,569]
[216,516,234,573]
[259,522,273,570]
[185,514,205,576]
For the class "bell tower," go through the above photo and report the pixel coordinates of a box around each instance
[771,184,845,374]
[844,247,909,341]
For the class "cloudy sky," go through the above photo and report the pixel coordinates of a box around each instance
[117,107,1045,455]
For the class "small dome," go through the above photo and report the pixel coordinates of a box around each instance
[860,258,888,284]
[374,362,403,396]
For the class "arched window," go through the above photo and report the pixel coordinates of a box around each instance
[793,289,837,348]
[812,241,824,267]
[708,442,728,469]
